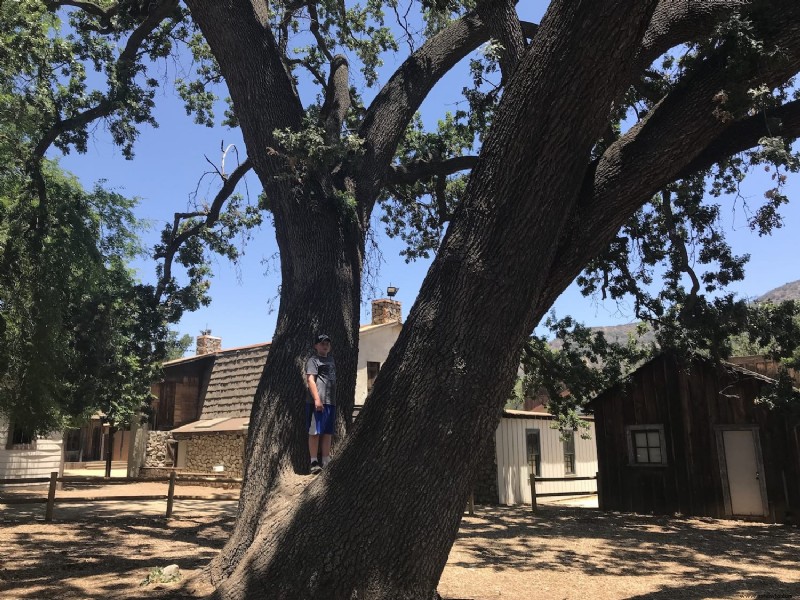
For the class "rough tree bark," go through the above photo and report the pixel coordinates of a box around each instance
[183,0,495,580]
[26,2,800,595]
[199,1,661,598]
[175,0,800,598]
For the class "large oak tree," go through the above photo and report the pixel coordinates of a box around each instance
[8,0,800,597]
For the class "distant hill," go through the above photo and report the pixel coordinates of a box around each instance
[549,279,799,349]
[548,322,656,350]
[757,280,800,303]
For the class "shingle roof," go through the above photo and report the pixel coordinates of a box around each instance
[169,320,402,432]
[199,343,270,420]
[171,416,249,434]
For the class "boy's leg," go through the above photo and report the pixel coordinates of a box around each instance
[320,404,336,466]
[321,434,332,466]
[307,403,322,473]
[309,434,320,461]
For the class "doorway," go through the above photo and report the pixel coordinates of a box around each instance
[716,427,769,517]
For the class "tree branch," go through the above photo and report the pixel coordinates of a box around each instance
[27,0,180,242]
[476,0,526,81]
[154,158,252,303]
[661,190,700,323]
[320,55,350,144]
[33,0,180,160]
[45,0,119,21]
[638,0,750,70]
[534,8,800,318]
[387,155,478,186]
[184,0,305,204]
[356,10,491,225]
[677,98,800,178]
[308,2,334,62]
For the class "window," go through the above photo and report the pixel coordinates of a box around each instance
[526,429,541,477]
[563,430,576,475]
[6,423,36,450]
[366,361,381,392]
[626,425,667,466]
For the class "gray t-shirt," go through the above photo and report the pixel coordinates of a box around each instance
[306,354,336,405]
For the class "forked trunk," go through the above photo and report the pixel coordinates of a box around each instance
[208,1,659,597]
[208,189,364,581]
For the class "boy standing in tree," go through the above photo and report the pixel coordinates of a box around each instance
[306,333,336,474]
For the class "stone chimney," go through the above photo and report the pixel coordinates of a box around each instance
[371,298,402,325]
[196,331,222,356]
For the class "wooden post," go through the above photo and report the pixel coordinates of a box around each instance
[596,470,603,510]
[468,491,475,516]
[165,470,176,518]
[530,474,537,513]
[45,471,58,522]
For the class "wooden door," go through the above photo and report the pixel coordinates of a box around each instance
[717,427,768,517]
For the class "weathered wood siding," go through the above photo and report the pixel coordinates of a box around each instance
[495,414,598,505]
[0,418,63,485]
[594,354,800,522]
[151,356,214,430]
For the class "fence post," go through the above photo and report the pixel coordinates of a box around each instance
[596,470,602,510]
[530,474,537,513]
[45,471,58,522]
[468,491,475,516]
[165,470,176,518]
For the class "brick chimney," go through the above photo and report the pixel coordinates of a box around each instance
[371,298,402,325]
[196,331,222,356]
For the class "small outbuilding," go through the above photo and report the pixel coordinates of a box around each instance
[492,410,598,505]
[592,353,800,522]
[0,417,64,486]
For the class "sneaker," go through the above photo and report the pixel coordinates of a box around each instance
[310,461,322,474]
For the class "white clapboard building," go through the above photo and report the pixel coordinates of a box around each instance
[495,410,598,505]
[0,417,64,486]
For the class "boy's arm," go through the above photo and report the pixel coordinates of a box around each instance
[307,374,323,411]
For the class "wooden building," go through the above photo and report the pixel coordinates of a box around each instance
[494,410,598,505]
[0,417,63,485]
[139,299,405,476]
[592,353,800,522]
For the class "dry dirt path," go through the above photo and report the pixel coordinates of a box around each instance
[0,482,798,600]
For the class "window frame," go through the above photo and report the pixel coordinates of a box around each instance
[366,361,381,392]
[6,422,36,450]
[563,430,576,475]
[526,428,542,477]
[625,424,668,467]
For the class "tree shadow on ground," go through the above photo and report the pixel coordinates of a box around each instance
[448,504,799,599]
[0,514,234,599]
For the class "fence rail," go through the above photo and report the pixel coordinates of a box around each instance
[529,474,598,512]
[0,471,241,521]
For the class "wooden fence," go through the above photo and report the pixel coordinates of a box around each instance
[2,472,597,521]
[0,471,241,521]
[529,474,598,512]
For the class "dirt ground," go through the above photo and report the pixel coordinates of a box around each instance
[1,480,799,600]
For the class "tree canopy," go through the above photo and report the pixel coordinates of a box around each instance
[4,0,800,597]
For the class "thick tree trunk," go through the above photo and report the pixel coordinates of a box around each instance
[183,0,369,582]
[208,186,365,581]
[207,1,659,598]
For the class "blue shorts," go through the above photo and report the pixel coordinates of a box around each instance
[306,404,336,435]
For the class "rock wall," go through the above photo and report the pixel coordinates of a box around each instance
[145,431,174,467]
[472,439,499,505]
[185,433,246,477]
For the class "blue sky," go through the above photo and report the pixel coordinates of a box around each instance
[55,4,800,353]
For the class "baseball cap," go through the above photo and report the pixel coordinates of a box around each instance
[315,334,331,343]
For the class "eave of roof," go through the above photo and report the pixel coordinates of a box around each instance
[171,417,250,434]
[502,408,594,421]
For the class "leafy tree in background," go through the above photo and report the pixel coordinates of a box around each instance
[5,0,800,598]
[165,330,195,361]
[0,159,160,434]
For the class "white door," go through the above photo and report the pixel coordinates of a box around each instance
[722,429,766,516]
